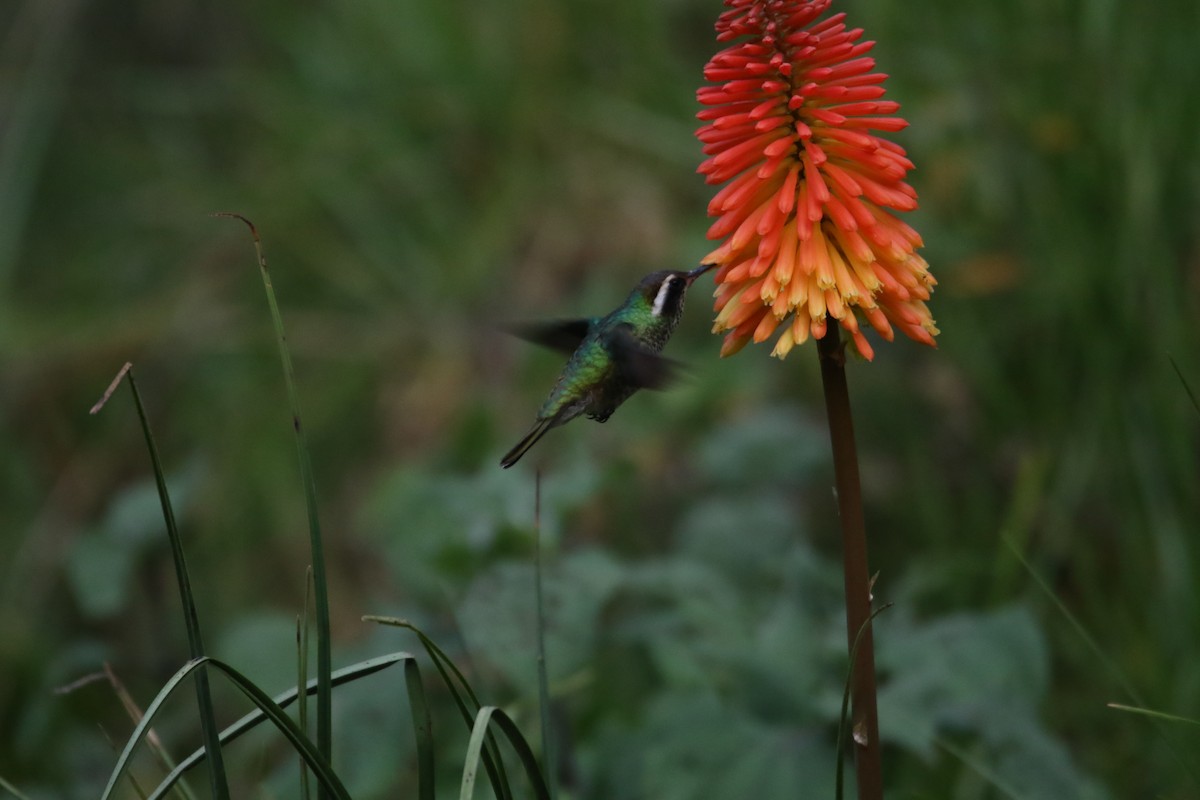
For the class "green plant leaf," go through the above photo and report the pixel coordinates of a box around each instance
[1109,703,1200,728]
[365,617,515,800]
[596,691,834,800]
[404,657,436,800]
[876,606,1049,757]
[91,364,229,799]
[459,706,551,800]
[103,656,347,800]
[217,214,334,784]
[147,652,409,800]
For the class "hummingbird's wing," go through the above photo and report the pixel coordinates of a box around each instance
[603,324,683,391]
[508,318,596,354]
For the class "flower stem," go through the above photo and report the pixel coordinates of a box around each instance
[817,321,883,800]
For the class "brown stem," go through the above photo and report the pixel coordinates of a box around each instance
[817,321,883,800]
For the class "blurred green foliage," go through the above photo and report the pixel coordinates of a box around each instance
[2,0,1199,797]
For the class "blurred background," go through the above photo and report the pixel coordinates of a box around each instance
[2,0,1198,797]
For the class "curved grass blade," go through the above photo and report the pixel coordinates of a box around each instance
[202,658,351,800]
[835,602,892,800]
[404,656,436,800]
[101,656,351,800]
[103,663,199,800]
[149,652,409,800]
[214,213,333,785]
[1108,703,1200,728]
[365,616,513,799]
[97,659,230,800]
[1004,536,1200,785]
[459,707,551,800]
[934,736,1022,800]
[97,725,151,800]
[1169,356,1200,416]
[0,774,33,800]
[296,620,310,800]
[91,363,229,800]
[298,565,314,800]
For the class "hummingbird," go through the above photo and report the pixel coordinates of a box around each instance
[500,263,716,468]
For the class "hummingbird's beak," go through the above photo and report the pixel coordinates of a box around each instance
[686,263,717,285]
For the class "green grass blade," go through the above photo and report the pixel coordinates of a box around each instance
[934,736,1023,800]
[488,710,552,800]
[459,707,551,800]
[1005,537,1200,785]
[150,652,409,799]
[459,707,499,800]
[298,566,313,800]
[835,602,891,800]
[101,658,217,800]
[215,213,333,783]
[201,657,351,800]
[110,656,350,800]
[98,725,151,800]
[296,620,311,800]
[1169,356,1200,416]
[91,364,229,800]
[403,619,513,797]
[417,633,513,799]
[365,616,513,799]
[102,663,198,800]
[1108,703,1200,728]
[0,774,33,800]
[404,657,436,800]
[532,472,557,800]
[1003,537,1144,703]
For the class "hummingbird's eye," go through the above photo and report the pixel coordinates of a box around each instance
[651,276,677,316]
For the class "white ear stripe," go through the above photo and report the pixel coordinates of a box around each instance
[651,276,677,316]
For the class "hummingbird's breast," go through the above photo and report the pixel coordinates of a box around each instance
[535,335,615,422]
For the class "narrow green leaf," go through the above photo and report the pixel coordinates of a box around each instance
[404,658,436,800]
[459,707,497,800]
[1005,537,1200,785]
[299,565,313,800]
[103,656,352,800]
[98,724,151,800]
[101,659,216,800]
[412,623,512,797]
[102,663,198,800]
[1004,538,1145,701]
[0,773,34,800]
[935,736,1023,800]
[836,603,891,800]
[1169,355,1200,416]
[91,364,229,800]
[148,652,409,799]
[364,616,513,799]
[216,213,333,788]
[203,658,351,800]
[1108,703,1200,728]
[487,711,552,800]
[459,707,551,800]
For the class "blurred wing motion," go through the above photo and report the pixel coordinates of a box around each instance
[500,267,707,468]
[507,318,595,354]
[604,324,683,390]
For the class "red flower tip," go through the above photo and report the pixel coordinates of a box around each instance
[697,0,937,360]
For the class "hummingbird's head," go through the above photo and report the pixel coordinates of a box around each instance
[637,263,717,319]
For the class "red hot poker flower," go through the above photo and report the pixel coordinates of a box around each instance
[697,0,937,360]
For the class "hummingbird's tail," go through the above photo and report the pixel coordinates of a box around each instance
[500,418,554,469]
